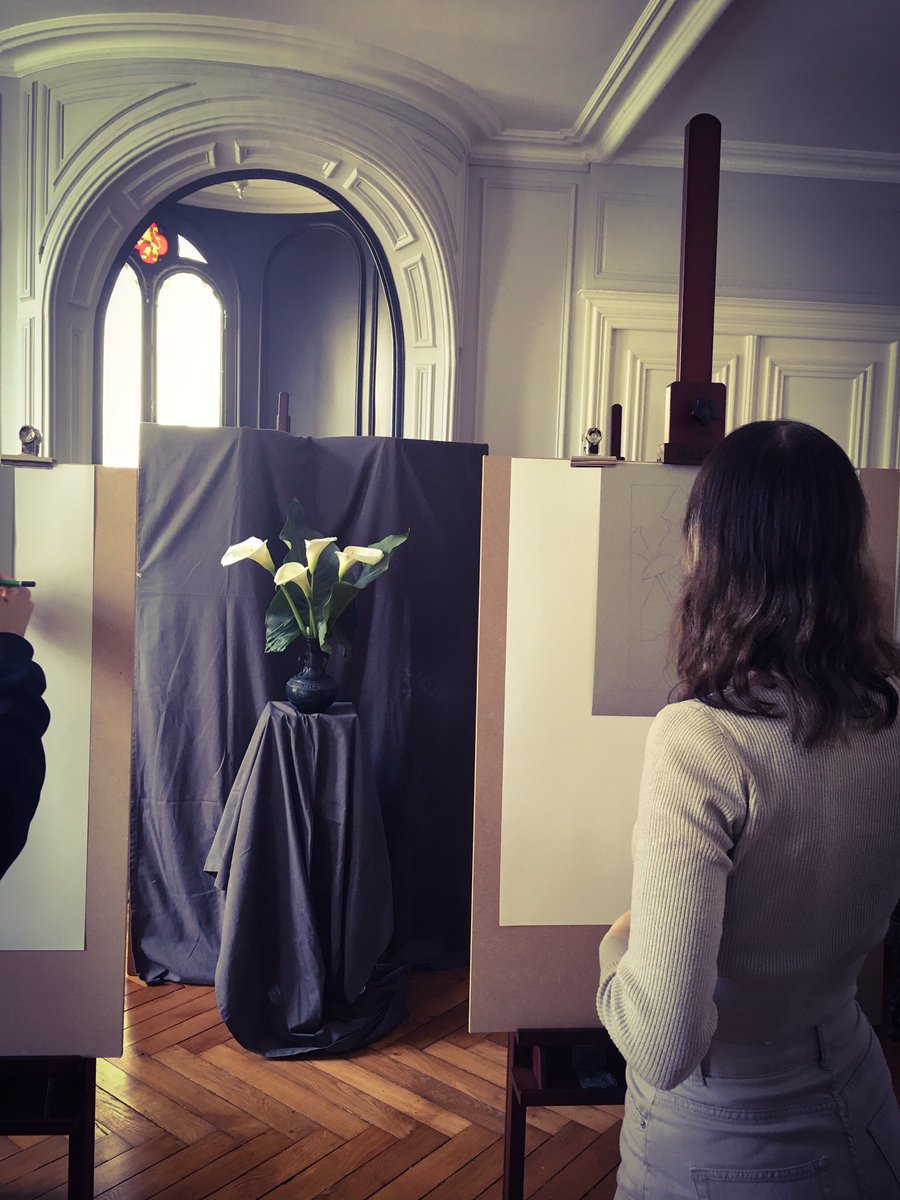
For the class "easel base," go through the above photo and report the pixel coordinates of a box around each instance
[504,1029,625,1200]
[0,1057,95,1199]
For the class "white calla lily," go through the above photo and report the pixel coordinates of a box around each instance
[274,562,311,595]
[220,536,275,573]
[336,545,384,578]
[305,537,337,573]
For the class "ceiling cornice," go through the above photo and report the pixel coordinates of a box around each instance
[470,136,900,185]
[0,12,502,146]
[5,7,896,184]
[476,0,735,161]
[615,137,900,185]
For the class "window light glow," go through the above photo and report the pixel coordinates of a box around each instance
[177,235,206,263]
[155,273,223,428]
[101,265,142,467]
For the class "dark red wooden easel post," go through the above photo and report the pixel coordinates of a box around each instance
[659,113,727,464]
[502,115,729,1200]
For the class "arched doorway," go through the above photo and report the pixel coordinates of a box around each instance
[95,173,407,464]
[25,78,460,461]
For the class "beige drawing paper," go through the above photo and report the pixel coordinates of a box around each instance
[0,466,94,949]
[593,463,698,717]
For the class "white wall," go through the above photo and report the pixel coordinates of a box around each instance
[0,77,21,455]
[463,161,900,463]
[2,53,900,465]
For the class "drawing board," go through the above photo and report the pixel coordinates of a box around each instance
[471,457,900,1033]
[0,467,135,1056]
[497,458,697,932]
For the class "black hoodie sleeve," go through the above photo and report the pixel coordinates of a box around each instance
[0,632,50,880]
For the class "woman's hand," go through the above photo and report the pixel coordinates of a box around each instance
[0,585,33,637]
[605,910,631,941]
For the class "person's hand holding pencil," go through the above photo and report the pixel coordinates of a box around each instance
[0,576,34,637]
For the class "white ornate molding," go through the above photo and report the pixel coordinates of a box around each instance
[471,0,736,165]
[759,359,875,468]
[580,290,900,466]
[0,13,500,147]
[615,136,900,186]
[12,62,464,458]
[3,7,894,184]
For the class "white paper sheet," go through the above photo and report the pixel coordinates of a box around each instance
[0,466,93,950]
[499,459,657,927]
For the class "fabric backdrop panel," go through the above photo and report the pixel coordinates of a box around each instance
[131,426,486,982]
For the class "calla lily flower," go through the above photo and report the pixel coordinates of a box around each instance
[258,499,408,655]
[221,537,275,573]
[274,562,311,596]
[305,537,337,573]
[336,545,384,578]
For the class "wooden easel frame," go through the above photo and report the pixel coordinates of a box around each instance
[503,1029,625,1199]
[0,1057,96,1199]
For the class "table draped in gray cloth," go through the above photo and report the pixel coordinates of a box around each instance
[205,702,409,1056]
[130,426,486,983]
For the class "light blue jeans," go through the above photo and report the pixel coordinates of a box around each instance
[616,1003,900,1198]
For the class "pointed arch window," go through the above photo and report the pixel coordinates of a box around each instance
[99,219,233,466]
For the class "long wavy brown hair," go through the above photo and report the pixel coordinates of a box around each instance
[671,419,899,746]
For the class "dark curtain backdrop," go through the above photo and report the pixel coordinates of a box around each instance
[130,426,486,983]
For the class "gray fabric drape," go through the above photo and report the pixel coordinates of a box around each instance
[130,426,486,984]
[205,702,408,1056]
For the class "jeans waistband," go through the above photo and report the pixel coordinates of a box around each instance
[693,1001,864,1081]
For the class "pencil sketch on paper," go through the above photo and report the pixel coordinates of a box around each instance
[594,465,696,717]
[628,483,687,692]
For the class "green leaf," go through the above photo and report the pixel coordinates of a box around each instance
[265,583,308,653]
[324,579,357,626]
[353,531,409,590]
[309,542,339,630]
[279,499,323,563]
[330,603,358,658]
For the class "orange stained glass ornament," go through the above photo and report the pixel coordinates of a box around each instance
[135,222,169,264]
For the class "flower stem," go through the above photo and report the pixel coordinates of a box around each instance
[279,584,309,637]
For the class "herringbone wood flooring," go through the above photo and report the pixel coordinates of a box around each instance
[0,970,625,1199]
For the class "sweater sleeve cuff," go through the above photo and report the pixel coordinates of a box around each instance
[598,932,628,983]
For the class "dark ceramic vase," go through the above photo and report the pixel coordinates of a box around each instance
[285,637,339,714]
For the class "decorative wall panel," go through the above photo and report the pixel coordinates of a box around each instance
[344,168,414,251]
[120,144,219,211]
[581,291,900,466]
[474,179,577,458]
[413,362,437,439]
[401,254,436,348]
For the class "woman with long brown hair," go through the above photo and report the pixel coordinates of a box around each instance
[597,420,900,1197]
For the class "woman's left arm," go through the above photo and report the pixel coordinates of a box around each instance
[596,702,745,1090]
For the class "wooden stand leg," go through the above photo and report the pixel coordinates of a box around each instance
[503,1033,527,1200]
[68,1059,96,1200]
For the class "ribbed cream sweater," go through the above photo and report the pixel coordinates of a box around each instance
[596,695,900,1091]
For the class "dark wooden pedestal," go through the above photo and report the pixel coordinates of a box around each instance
[0,1057,95,1199]
[503,1029,626,1200]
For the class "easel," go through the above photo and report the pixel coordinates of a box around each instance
[659,113,726,465]
[276,391,291,433]
[504,1030,625,1199]
[0,467,136,1200]
[0,1058,95,1199]
[500,114,727,1199]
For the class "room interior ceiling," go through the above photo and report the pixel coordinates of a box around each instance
[1,0,898,178]
[179,179,339,214]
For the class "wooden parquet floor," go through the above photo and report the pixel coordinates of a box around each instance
[0,970,624,1199]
